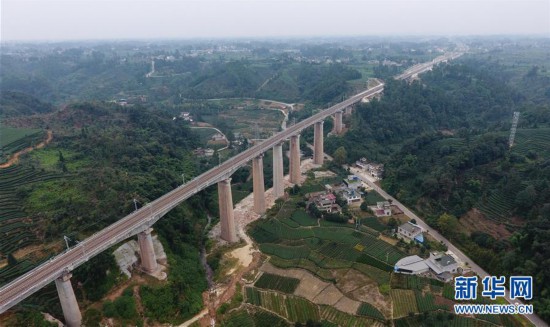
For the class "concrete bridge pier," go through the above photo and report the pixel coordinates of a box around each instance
[289,134,301,185]
[252,154,266,214]
[55,273,82,327]
[313,121,324,165]
[334,111,343,134]
[272,143,284,199]
[138,228,158,274]
[344,106,353,116]
[218,178,237,242]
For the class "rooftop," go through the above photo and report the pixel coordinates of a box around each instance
[399,222,422,234]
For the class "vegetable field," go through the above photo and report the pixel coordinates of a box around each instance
[0,126,43,160]
[356,302,385,320]
[245,287,320,323]
[320,306,384,327]
[391,289,418,318]
[254,273,300,293]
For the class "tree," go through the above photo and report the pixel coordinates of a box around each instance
[360,200,369,212]
[7,253,17,266]
[333,146,347,165]
[437,213,459,238]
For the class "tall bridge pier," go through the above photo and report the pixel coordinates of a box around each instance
[218,178,237,242]
[313,121,324,165]
[272,143,284,198]
[334,111,343,134]
[138,228,158,273]
[344,105,353,116]
[289,134,301,184]
[252,154,266,214]
[55,273,82,327]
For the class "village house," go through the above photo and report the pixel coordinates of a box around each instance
[366,163,384,179]
[211,132,225,141]
[343,175,362,190]
[179,112,193,121]
[355,157,368,169]
[340,188,361,205]
[374,201,392,216]
[397,221,424,243]
[394,252,461,282]
[425,252,460,282]
[309,192,341,213]
[193,148,215,157]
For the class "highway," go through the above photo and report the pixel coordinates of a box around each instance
[0,52,455,314]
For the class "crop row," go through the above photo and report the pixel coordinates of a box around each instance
[320,305,384,327]
[317,242,361,262]
[245,287,320,323]
[356,302,385,320]
[414,291,448,312]
[254,273,300,293]
[358,234,406,265]
[391,289,418,318]
[392,274,443,290]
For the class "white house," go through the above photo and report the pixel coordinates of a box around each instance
[340,188,361,204]
[397,222,424,243]
[394,255,429,274]
[425,252,460,282]
[375,201,392,216]
[344,175,362,190]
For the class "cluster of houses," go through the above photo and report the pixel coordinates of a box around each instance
[393,221,465,282]
[179,112,193,122]
[308,174,366,214]
[394,252,462,282]
[192,148,215,157]
[355,158,384,180]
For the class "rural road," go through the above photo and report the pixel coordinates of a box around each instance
[350,167,546,327]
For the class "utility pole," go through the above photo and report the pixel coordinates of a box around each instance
[181,173,185,185]
[133,199,138,211]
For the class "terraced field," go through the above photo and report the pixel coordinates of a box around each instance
[0,164,63,286]
[476,189,515,223]
[245,287,320,323]
[391,289,419,318]
[254,273,300,293]
[511,127,550,158]
[0,165,62,255]
[0,126,43,161]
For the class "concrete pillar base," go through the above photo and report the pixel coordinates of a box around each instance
[313,121,324,165]
[289,134,301,185]
[55,273,82,327]
[218,178,237,243]
[273,143,284,198]
[138,228,159,274]
[334,111,343,134]
[253,154,266,215]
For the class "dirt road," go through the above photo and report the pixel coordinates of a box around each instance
[0,130,53,169]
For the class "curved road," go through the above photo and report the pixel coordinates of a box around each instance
[0,52,463,315]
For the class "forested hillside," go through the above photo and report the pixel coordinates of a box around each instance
[326,58,550,321]
[1,101,212,325]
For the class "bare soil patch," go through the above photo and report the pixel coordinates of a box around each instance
[460,208,512,240]
[294,274,330,301]
[348,281,391,318]
[333,296,361,315]
[312,284,343,306]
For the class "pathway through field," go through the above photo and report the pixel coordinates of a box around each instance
[0,130,53,169]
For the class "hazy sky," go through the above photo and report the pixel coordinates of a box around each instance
[2,0,549,41]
